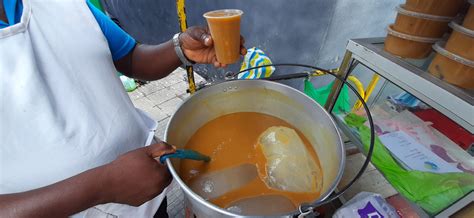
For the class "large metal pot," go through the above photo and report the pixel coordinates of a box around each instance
[165,79,345,217]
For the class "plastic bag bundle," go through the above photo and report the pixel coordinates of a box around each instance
[258,126,321,193]
[334,192,399,218]
[345,113,474,215]
[238,47,275,79]
[304,79,350,114]
[119,75,137,92]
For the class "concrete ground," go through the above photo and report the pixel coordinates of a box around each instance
[128,68,205,218]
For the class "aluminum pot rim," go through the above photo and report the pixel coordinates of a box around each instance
[164,79,346,216]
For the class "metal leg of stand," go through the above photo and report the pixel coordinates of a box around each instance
[324,51,354,112]
[176,0,196,94]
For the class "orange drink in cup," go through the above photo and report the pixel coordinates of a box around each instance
[204,9,243,64]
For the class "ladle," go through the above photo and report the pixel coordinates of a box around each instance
[159,149,211,164]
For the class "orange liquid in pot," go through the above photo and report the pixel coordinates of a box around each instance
[179,112,323,209]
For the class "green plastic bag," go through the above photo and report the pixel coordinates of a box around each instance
[344,113,474,215]
[120,75,137,92]
[304,79,350,114]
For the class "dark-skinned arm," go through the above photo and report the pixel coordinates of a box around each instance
[114,26,246,81]
[0,166,108,217]
[114,41,182,81]
[0,143,174,218]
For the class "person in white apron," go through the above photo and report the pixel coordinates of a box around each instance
[0,0,246,217]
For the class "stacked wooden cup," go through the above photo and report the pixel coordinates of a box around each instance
[384,0,474,89]
[384,0,463,59]
[428,0,474,89]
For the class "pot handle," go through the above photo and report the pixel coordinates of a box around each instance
[238,63,376,217]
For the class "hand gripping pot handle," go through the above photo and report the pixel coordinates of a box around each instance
[238,63,376,217]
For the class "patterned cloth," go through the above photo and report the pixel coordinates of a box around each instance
[238,47,275,79]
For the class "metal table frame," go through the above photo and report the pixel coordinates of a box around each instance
[326,37,474,217]
[325,38,474,133]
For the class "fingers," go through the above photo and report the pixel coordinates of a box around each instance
[240,35,247,55]
[185,26,212,47]
[213,62,227,68]
[203,26,213,46]
[200,33,212,47]
[204,35,213,46]
[212,56,226,68]
[146,142,176,159]
[212,56,220,68]
[241,47,247,56]
[163,172,173,188]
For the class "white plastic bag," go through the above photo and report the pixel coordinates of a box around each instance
[258,126,322,193]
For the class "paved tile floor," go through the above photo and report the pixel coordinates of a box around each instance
[128,68,206,218]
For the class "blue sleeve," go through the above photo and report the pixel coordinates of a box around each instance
[86,1,136,61]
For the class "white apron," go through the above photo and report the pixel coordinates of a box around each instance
[0,0,165,217]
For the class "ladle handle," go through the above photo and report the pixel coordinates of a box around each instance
[159,149,211,164]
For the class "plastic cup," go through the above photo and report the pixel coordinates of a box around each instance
[204,9,243,64]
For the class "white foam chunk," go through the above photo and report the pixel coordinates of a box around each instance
[258,126,322,193]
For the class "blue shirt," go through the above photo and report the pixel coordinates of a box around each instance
[0,0,135,61]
